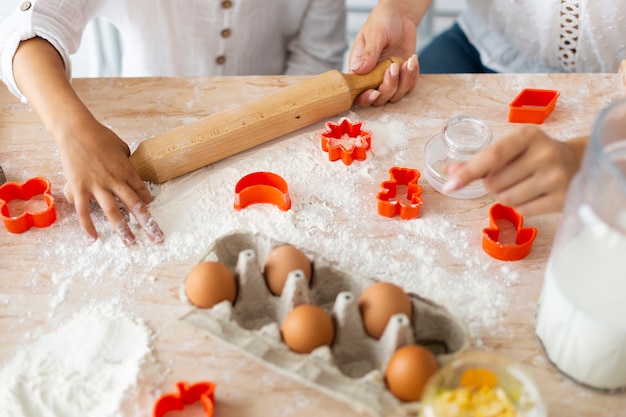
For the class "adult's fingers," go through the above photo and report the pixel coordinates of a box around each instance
[511,191,567,217]
[443,129,536,193]
[355,63,399,107]
[387,54,419,103]
[353,55,419,108]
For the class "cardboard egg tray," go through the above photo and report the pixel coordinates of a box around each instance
[181,231,468,416]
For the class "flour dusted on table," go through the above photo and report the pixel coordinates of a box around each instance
[0,302,157,417]
[36,111,519,344]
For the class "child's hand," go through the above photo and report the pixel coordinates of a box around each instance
[13,37,164,246]
[59,119,164,246]
[443,126,588,216]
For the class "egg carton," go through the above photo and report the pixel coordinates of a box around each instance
[181,231,469,416]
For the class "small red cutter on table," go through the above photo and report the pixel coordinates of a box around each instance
[376,167,423,220]
[508,88,560,124]
[0,177,57,233]
[482,203,537,261]
[320,117,372,165]
[234,171,291,211]
[153,381,216,417]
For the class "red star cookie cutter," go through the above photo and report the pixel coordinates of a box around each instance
[320,117,372,165]
[482,203,537,261]
[509,88,560,124]
[234,172,291,211]
[0,177,57,234]
[153,381,216,417]
[376,167,423,219]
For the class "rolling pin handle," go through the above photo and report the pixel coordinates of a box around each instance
[344,57,405,102]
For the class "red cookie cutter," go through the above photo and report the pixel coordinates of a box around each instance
[153,381,216,417]
[320,117,372,165]
[508,88,560,124]
[0,177,57,234]
[482,203,537,261]
[234,172,291,211]
[377,167,423,219]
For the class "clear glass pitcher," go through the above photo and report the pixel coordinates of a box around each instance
[535,98,626,391]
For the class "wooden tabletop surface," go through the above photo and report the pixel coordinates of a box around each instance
[1,70,625,417]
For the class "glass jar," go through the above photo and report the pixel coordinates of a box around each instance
[420,350,546,417]
[423,116,492,199]
[535,98,626,391]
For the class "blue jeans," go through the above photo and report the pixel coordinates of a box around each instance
[418,23,496,74]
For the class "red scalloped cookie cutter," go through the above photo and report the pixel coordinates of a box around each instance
[0,177,57,234]
[377,167,423,219]
[153,381,216,417]
[509,88,560,124]
[482,203,537,261]
[320,117,372,165]
[234,171,291,211]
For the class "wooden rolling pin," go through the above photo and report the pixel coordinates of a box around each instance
[130,57,403,184]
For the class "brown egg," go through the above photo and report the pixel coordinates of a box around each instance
[358,282,412,339]
[281,304,334,353]
[185,261,237,308]
[263,245,312,296]
[385,344,440,402]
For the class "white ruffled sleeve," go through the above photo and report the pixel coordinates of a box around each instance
[0,0,100,102]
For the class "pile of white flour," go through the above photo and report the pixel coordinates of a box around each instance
[0,302,156,417]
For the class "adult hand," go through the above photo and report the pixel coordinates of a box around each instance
[349,0,427,107]
[443,126,588,216]
[60,118,164,246]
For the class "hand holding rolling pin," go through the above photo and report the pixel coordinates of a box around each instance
[349,0,423,107]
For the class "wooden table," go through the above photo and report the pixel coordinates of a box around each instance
[1,71,625,417]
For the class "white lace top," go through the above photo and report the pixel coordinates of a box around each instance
[458,0,626,73]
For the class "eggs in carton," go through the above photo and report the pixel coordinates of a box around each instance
[181,231,469,416]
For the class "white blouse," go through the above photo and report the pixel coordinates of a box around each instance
[0,0,347,101]
[459,0,626,73]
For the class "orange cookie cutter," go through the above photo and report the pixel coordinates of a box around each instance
[234,172,291,211]
[0,177,57,234]
[153,381,216,417]
[320,117,372,165]
[482,203,537,261]
[508,89,560,124]
[376,167,423,219]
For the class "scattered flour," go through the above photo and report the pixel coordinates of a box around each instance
[26,111,522,339]
[3,110,526,415]
[0,302,157,417]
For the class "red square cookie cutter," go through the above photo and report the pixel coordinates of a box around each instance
[482,203,537,261]
[376,167,423,219]
[153,381,216,417]
[508,88,560,124]
[0,177,57,233]
[320,117,372,165]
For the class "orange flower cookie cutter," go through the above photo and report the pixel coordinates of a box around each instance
[320,117,372,165]
[153,380,216,417]
[482,203,537,261]
[508,88,560,124]
[234,171,291,211]
[0,177,57,234]
[376,167,423,219]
